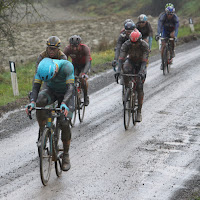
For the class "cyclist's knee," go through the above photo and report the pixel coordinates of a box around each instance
[36,93,48,107]
[137,81,144,91]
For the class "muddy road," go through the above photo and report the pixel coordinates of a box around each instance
[1,40,200,200]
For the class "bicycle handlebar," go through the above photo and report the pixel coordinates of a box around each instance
[27,106,69,120]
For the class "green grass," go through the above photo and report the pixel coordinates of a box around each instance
[0,62,34,106]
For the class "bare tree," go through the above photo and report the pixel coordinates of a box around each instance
[0,0,42,46]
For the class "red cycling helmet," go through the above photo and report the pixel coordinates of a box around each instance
[129,30,142,42]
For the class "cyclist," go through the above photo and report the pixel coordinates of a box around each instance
[26,58,74,171]
[112,21,136,71]
[115,30,149,122]
[155,3,179,69]
[36,36,67,71]
[120,18,135,33]
[136,14,153,50]
[64,35,92,106]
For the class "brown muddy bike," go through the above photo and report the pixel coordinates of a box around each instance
[71,76,86,126]
[121,74,141,130]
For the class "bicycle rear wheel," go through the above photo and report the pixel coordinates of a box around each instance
[71,90,78,127]
[78,89,85,122]
[54,125,62,177]
[39,128,52,186]
[124,88,131,130]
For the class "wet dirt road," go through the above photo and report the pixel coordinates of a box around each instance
[1,42,200,200]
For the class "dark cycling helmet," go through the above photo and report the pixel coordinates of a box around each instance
[138,14,148,22]
[123,19,134,27]
[129,30,142,42]
[47,36,61,48]
[165,3,174,9]
[37,58,56,82]
[69,35,82,46]
[125,22,136,31]
[165,6,175,14]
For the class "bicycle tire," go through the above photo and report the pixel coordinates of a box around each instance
[78,89,85,122]
[39,128,52,186]
[71,90,78,127]
[124,88,131,130]
[167,48,171,73]
[132,91,138,125]
[162,47,168,75]
[54,124,62,177]
[122,85,126,103]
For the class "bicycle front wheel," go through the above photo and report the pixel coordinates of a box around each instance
[71,90,78,127]
[39,128,52,186]
[78,89,85,122]
[162,47,168,75]
[124,88,131,130]
[54,125,62,177]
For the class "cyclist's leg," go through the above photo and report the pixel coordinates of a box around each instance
[59,116,71,171]
[80,63,91,106]
[123,59,133,88]
[136,64,144,122]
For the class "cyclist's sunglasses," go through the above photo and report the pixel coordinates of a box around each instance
[139,21,145,24]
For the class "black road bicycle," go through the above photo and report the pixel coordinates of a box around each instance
[71,76,86,126]
[28,107,68,186]
[121,74,141,130]
[161,37,174,75]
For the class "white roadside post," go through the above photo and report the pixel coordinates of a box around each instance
[9,61,19,96]
[189,18,195,32]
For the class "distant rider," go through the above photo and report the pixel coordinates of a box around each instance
[155,3,179,69]
[26,58,74,171]
[64,35,92,106]
[136,14,153,50]
[112,21,136,70]
[115,30,149,122]
[36,36,67,71]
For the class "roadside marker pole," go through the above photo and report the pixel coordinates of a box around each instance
[189,18,195,32]
[9,61,19,96]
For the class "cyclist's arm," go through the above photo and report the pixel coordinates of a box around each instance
[114,35,124,61]
[30,74,42,102]
[62,62,75,105]
[118,42,128,72]
[63,46,70,60]
[82,46,92,74]
[82,61,91,74]
[148,22,153,50]
[36,55,43,73]
[174,15,179,37]
[157,13,165,35]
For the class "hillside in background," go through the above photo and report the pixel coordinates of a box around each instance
[49,0,200,17]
